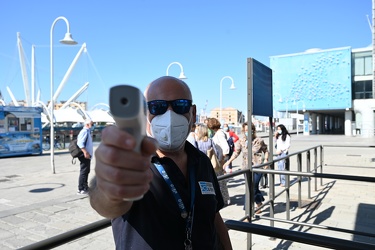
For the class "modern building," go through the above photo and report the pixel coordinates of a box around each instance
[270,46,374,137]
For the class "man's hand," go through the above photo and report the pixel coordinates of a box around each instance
[91,125,157,216]
[83,151,91,159]
[222,161,229,169]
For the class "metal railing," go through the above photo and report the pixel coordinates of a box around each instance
[223,144,375,249]
[19,145,375,250]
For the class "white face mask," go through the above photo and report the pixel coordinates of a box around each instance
[150,110,190,152]
[277,130,282,134]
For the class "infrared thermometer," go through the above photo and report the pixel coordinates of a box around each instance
[109,85,147,201]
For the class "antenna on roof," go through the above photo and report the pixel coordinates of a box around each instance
[366,14,373,33]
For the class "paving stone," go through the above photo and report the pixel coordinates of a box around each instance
[0,137,374,249]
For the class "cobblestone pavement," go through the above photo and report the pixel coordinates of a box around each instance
[0,134,374,249]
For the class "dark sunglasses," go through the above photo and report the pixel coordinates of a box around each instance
[147,99,192,116]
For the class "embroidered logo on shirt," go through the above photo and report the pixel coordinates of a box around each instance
[198,181,216,195]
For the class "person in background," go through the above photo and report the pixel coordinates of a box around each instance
[76,119,94,195]
[195,123,215,154]
[223,122,269,214]
[223,123,239,143]
[186,123,197,147]
[274,124,291,187]
[206,117,231,205]
[196,123,229,206]
[89,76,232,249]
[223,123,238,173]
[205,118,214,138]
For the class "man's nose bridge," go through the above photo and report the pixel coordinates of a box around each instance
[166,101,173,111]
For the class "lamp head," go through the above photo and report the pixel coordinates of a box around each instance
[178,72,187,79]
[60,33,77,45]
[229,82,236,90]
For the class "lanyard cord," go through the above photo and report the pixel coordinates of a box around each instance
[154,162,196,247]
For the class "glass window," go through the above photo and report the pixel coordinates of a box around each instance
[353,80,373,99]
[353,50,372,76]
[354,57,364,76]
[365,81,372,91]
[20,118,32,131]
[8,117,19,132]
[0,120,4,133]
[355,112,362,129]
[364,56,372,75]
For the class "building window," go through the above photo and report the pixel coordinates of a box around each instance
[353,80,373,99]
[353,51,372,76]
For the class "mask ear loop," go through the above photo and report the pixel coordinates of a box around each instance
[146,115,153,137]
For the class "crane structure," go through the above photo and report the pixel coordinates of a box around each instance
[199,100,208,123]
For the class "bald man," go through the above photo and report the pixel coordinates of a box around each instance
[89,76,232,250]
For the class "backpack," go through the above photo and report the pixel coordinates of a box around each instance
[69,139,83,157]
[227,136,234,157]
[69,134,88,164]
[206,139,222,173]
[222,130,234,157]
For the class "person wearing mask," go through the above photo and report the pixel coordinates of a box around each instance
[223,123,239,143]
[274,124,291,187]
[76,119,94,195]
[89,76,232,250]
[223,122,269,214]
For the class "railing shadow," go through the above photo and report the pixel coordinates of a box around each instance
[19,144,375,250]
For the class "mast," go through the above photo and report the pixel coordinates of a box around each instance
[6,87,19,106]
[60,82,89,109]
[49,43,86,108]
[31,45,35,106]
[17,32,30,106]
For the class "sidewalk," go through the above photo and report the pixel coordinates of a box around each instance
[0,135,374,249]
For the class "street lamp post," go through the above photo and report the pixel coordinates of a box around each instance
[219,76,235,124]
[166,62,187,79]
[50,16,77,174]
[293,100,306,136]
[273,93,283,118]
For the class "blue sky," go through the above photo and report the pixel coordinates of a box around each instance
[0,1,371,120]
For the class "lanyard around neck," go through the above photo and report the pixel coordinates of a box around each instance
[154,160,196,250]
[154,161,195,218]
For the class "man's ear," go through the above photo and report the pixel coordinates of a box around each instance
[191,105,197,124]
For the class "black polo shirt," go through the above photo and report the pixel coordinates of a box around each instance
[112,142,224,250]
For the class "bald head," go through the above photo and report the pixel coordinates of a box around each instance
[144,76,196,138]
[144,76,192,102]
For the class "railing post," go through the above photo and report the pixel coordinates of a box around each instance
[314,147,318,191]
[297,153,302,208]
[320,146,324,186]
[269,162,275,229]
[307,150,311,199]
[244,169,252,249]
